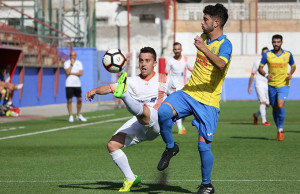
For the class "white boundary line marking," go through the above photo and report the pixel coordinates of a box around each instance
[85,114,115,119]
[0,179,299,183]
[0,116,131,141]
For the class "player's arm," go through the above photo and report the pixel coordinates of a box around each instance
[70,69,83,76]
[258,53,272,79]
[287,53,296,80]
[248,73,255,94]
[64,64,72,75]
[287,65,296,80]
[85,84,116,101]
[194,35,227,70]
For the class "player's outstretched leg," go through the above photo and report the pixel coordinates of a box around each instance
[157,143,179,171]
[114,72,127,98]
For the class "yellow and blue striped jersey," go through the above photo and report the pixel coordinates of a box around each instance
[260,49,295,88]
[183,34,232,109]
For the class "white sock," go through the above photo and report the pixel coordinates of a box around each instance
[255,110,260,117]
[176,119,182,130]
[260,104,267,123]
[16,83,23,90]
[109,149,135,181]
[122,92,143,116]
[278,128,283,132]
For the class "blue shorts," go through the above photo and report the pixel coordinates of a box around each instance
[164,90,220,141]
[268,86,289,107]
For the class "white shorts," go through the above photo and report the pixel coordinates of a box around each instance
[113,107,160,147]
[255,84,269,104]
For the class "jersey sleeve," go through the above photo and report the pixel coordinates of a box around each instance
[251,61,258,74]
[64,60,70,69]
[218,39,232,64]
[165,58,171,73]
[288,52,295,66]
[260,52,267,67]
[78,61,83,70]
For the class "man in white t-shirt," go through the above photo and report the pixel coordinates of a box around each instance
[85,47,169,192]
[248,47,270,126]
[165,42,193,134]
[64,51,87,122]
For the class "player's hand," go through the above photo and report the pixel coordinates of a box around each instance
[194,35,205,51]
[266,74,273,80]
[248,87,252,94]
[85,90,96,101]
[287,73,292,80]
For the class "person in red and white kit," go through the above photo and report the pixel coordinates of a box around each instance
[85,47,169,192]
[248,47,270,126]
[166,42,193,134]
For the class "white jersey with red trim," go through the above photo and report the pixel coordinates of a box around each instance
[126,72,168,110]
[252,59,268,87]
[166,55,192,90]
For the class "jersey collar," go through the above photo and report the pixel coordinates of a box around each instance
[139,72,156,81]
[271,49,285,57]
[206,34,226,45]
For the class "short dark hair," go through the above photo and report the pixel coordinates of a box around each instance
[173,42,182,47]
[272,34,283,41]
[262,47,268,52]
[203,3,228,28]
[261,47,268,55]
[140,47,157,61]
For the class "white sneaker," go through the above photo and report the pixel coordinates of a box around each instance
[69,115,74,122]
[76,114,87,122]
[16,83,23,90]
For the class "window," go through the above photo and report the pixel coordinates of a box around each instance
[139,14,155,23]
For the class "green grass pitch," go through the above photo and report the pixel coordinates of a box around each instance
[0,101,299,193]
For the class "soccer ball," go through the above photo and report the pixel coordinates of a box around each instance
[102,49,127,73]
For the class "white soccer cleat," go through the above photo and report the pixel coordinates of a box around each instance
[69,115,74,122]
[76,114,87,122]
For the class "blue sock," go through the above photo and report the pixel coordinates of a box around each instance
[158,103,175,149]
[198,142,214,185]
[278,107,285,129]
[272,110,279,128]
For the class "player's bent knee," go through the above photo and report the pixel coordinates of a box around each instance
[198,141,212,152]
[158,103,174,122]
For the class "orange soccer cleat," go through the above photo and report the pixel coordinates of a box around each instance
[277,131,284,141]
[178,125,186,135]
[262,122,271,126]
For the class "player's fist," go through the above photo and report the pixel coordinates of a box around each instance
[85,90,96,101]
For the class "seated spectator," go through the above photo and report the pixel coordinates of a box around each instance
[0,66,23,107]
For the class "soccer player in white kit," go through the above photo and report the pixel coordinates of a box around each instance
[248,47,271,126]
[85,47,169,192]
[166,42,193,134]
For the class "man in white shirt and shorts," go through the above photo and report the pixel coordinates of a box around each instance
[248,47,270,126]
[64,51,87,122]
[85,47,169,192]
[166,42,193,134]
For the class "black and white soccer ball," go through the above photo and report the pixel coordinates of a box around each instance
[102,49,127,73]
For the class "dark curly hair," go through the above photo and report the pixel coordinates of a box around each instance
[203,3,228,28]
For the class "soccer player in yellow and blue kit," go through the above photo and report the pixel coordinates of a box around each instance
[157,4,232,194]
[258,34,296,141]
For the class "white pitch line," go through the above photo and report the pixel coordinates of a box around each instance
[0,116,131,141]
[0,126,25,132]
[85,114,115,119]
[0,179,299,183]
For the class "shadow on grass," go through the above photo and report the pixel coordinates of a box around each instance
[285,130,300,133]
[229,122,254,125]
[59,181,192,193]
[231,136,276,141]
